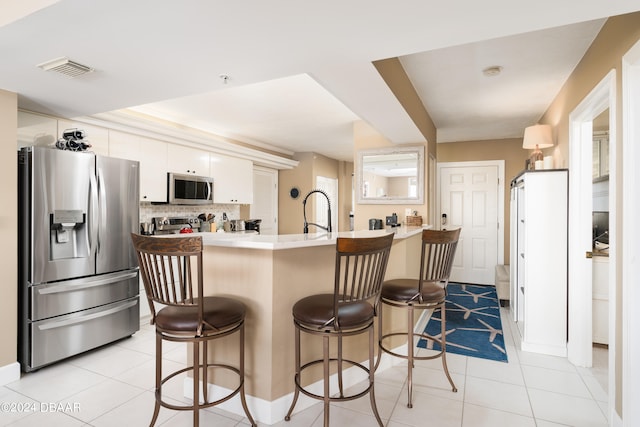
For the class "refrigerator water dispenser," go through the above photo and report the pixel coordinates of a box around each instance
[50,210,88,260]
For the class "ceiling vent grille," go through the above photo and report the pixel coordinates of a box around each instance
[37,57,94,77]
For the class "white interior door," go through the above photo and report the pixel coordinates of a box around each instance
[438,162,503,285]
[250,167,278,235]
[428,154,436,225]
[316,176,338,232]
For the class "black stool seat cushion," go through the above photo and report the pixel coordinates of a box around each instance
[292,294,374,330]
[382,279,446,303]
[155,296,245,333]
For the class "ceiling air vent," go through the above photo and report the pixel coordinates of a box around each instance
[37,57,94,78]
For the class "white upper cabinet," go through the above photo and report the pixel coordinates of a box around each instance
[210,153,253,204]
[167,144,210,176]
[109,130,168,202]
[18,111,57,149]
[58,119,109,156]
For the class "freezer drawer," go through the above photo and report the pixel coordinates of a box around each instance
[25,296,139,371]
[29,270,138,321]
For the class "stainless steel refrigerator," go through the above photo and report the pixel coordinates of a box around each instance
[18,146,140,372]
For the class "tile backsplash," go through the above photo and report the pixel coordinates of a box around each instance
[139,202,241,225]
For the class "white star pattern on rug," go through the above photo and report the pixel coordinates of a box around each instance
[448,301,501,320]
[417,284,508,362]
[458,318,504,342]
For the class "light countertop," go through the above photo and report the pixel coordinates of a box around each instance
[163,225,429,250]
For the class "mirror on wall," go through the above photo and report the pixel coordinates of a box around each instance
[356,146,424,204]
[592,109,609,182]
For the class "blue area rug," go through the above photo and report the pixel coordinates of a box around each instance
[417,283,508,363]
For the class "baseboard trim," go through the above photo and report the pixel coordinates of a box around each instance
[183,347,403,425]
[0,362,21,386]
[521,341,568,357]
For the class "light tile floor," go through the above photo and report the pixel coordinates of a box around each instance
[0,308,609,426]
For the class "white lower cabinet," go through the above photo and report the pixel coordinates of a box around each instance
[510,170,568,356]
[109,130,168,202]
[210,153,253,204]
[592,256,609,345]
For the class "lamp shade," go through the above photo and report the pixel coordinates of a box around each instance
[523,124,554,149]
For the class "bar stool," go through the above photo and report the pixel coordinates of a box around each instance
[376,228,460,408]
[131,233,256,427]
[284,233,394,427]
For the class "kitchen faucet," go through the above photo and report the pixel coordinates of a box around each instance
[302,189,332,234]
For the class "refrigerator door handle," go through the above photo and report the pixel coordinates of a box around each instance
[36,271,138,295]
[97,166,108,253]
[89,169,99,257]
[36,299,138,331]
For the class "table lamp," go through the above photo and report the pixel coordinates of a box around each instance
[523,124,554,168]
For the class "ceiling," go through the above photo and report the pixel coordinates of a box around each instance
[1,1,637,162]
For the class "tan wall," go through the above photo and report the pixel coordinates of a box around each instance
[370,58,439,228]
[536,12,640,418]
[437,138,529,264]
[0,89,17,369]
[353,120,429,231]
[278,152,351,234]
[542,13,640,167]
[373,57,437,157]
[278,153,314,234]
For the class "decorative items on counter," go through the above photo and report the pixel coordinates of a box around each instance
[405,215,423,226]
[404,208,422,226]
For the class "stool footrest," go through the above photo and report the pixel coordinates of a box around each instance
[378,331,446,361]
[294,358,373,402]
[157,363,244,411]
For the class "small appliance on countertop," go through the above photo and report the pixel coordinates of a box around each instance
[219,218,262,233]
[223,219,245,232]
[244,219,262,234]
[369,218,384,230]
[152,216,201,235]
[386,213,399,227]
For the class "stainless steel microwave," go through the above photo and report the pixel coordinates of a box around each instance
[167,173,213,205]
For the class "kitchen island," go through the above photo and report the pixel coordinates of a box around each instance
[170,226,426,424]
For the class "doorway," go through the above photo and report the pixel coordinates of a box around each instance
[316,176,338,232]
[428,154,436,225]
[567,70,616,366]
[437,161,504,285]
[250,166,278,235]
[591,110,610,401]
[567,70,616,422]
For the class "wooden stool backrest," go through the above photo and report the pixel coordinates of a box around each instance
[419,228,461,289]
[130,233,204,322]
[334,233,394,313]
